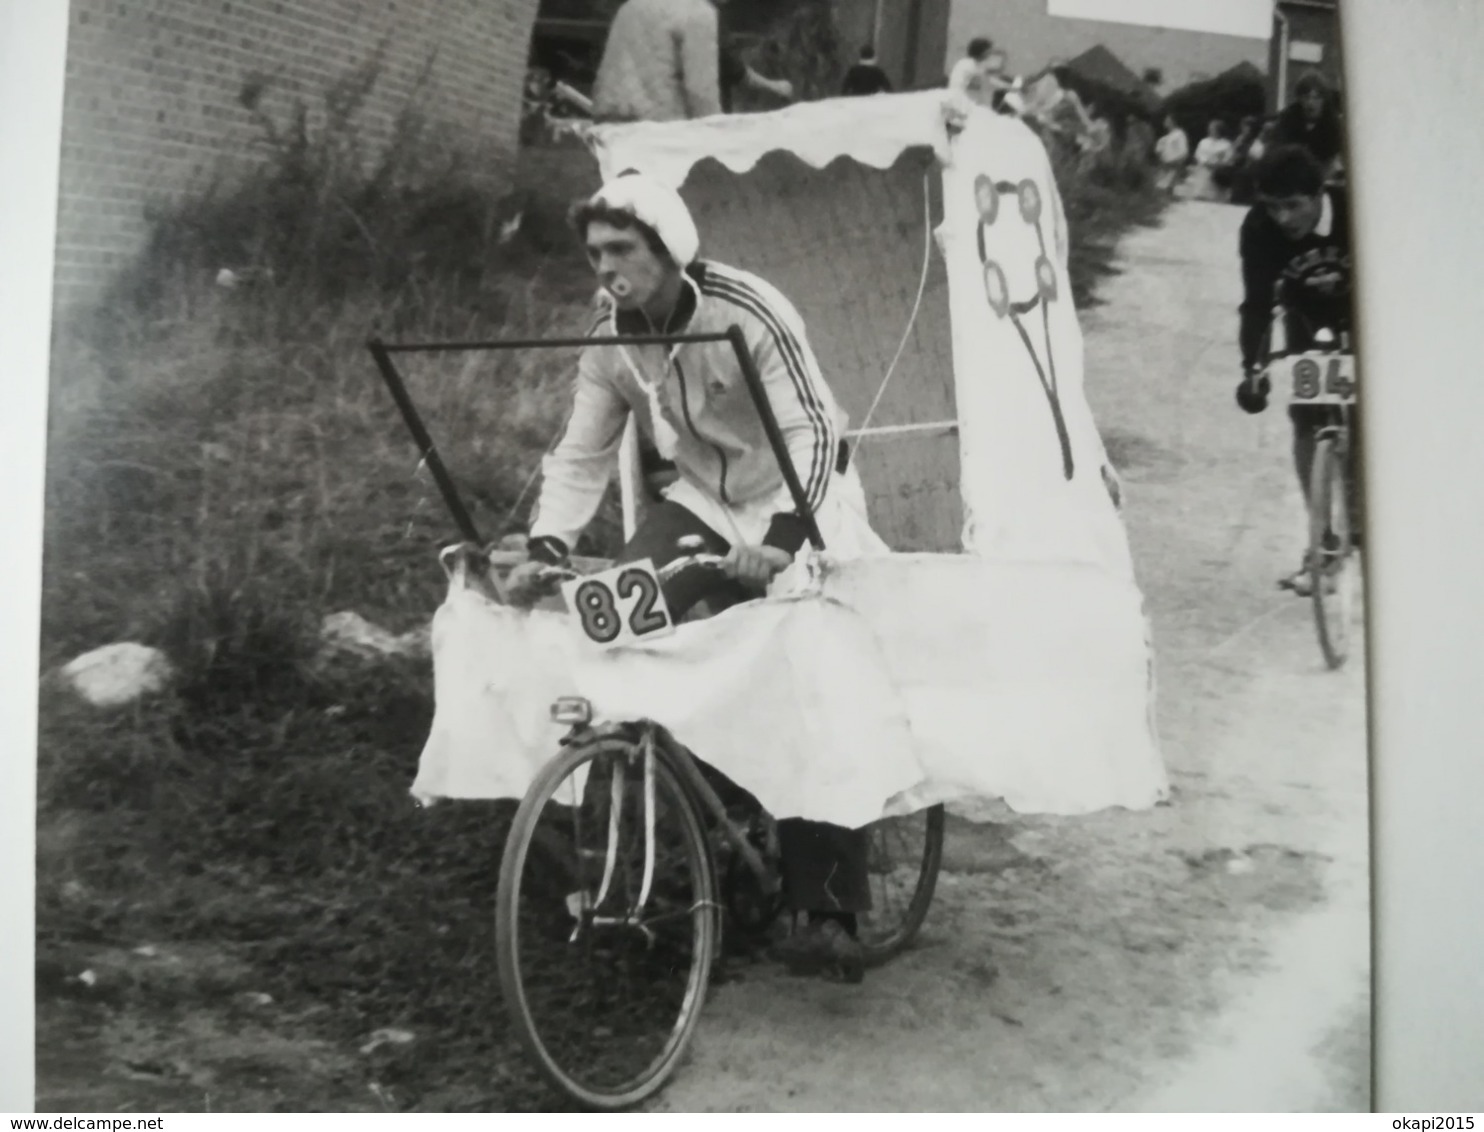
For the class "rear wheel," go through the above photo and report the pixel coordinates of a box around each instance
[1308,435,1357,670]
[856,804,946,966]
[495,733,720,1109]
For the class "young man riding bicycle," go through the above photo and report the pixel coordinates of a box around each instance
[1234,144,1358,596]
[505,171,887,980]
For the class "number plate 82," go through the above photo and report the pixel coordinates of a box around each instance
[560,559,676,650]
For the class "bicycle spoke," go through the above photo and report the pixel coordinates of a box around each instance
[856,805,945,964]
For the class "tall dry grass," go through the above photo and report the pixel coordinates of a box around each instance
[37,66,616,1112]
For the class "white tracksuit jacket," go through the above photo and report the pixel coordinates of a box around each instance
[529,259,882,556]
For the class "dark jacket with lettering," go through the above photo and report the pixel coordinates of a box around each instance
[1238,187,1353,370]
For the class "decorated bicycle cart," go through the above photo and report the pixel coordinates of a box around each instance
[370,93,1168,1109]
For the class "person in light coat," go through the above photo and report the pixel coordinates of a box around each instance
[592,0,725,122]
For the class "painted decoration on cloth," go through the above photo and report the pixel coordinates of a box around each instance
[973,173,1073,480]
[940,108,1134,576]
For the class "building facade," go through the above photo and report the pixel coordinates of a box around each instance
[53,0,537,314]
[1268,0,1343,111]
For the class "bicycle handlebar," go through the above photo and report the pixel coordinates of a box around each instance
[502,552,731,607]
[657,552,728,584]
[492,534,735,607]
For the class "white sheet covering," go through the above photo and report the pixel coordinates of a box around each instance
[939,110,1137,577]
[412,553,1165,826]
[585,91,955,188]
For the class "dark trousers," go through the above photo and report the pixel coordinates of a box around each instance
[619,501,873,916]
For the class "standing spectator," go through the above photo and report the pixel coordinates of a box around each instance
[1189,119,1235,201]
[841,44,893,97]
[717,6,793,112]
[1273,72,1344,177]
[1154,115,1190,194]
[592,0,724,123]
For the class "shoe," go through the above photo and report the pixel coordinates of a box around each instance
[1278,556,1338,597]
[770,917,865,983]
[1279,565,1311,596]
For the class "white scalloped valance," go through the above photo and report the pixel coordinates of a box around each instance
[584,91,956,188]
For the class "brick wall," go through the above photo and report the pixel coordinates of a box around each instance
[946,0,1267,93]
[53,0,539,314]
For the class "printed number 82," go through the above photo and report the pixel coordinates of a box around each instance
[574,569,670,644]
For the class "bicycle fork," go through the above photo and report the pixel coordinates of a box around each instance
[576,734,659,944]
[569,727,779,945]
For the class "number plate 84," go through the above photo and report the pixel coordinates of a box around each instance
[560,559,676,650]
[1289,354,1357,404]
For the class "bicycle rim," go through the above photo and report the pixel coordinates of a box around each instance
[1308,438,1355,670]
[495,736,719,1109]
[857,804,946,966]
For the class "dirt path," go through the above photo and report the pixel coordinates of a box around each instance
[646,201,1372,1113]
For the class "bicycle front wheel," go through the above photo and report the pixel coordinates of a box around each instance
[1308,435,1358,670]
[495,733,720,1110]
[856,804,946,966]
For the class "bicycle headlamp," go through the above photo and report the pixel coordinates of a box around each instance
[550,696,593,726]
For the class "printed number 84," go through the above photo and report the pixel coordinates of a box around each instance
[1294,357,1355,399]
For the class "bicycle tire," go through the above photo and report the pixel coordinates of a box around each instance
[495,733,720,1110]
[857,803,946,966]
[1308,435,1355,670]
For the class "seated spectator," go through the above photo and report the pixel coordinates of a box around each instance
[841,44,893,96]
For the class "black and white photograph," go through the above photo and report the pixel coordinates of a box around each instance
[19,0,1385,1113]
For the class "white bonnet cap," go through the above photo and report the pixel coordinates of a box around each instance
[586,170,700,266]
